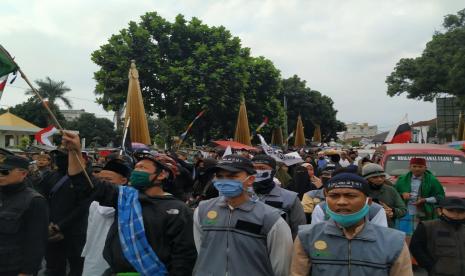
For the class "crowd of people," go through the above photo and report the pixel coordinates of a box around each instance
[0,132,464,276]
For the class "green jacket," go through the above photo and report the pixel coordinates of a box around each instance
[367,182,407,228]
[395,170,445,221]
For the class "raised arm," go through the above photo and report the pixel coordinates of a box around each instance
[61,131,85,176]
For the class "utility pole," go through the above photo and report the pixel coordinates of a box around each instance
[283,94,288,148]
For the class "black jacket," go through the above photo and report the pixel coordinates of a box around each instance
[410,219,465,275]
[70,172,197,275]
[0,182,49,274]
[287,168,317,200]
[38,170,90,235]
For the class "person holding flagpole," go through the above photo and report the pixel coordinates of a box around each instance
[62,131,197,275]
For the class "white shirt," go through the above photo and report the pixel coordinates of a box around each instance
[81,201,115,276]
[339,159,351,167]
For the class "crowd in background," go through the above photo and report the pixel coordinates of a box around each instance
[0,139,464,276]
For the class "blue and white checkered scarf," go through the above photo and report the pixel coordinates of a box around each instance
[117,186,167,276]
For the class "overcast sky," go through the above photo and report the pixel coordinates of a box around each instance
[1,0,463,131]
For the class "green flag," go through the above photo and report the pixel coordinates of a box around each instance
[0,45,18,78]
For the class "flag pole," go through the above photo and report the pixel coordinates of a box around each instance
[120,116,131,155]
[0,45,94,188]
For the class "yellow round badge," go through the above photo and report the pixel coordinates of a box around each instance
[314,240,327,250]
[207,211,218,219]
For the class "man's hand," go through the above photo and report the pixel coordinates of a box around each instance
[380,202,394,218]
[61,131,81,152]
[401,192,410,200]
[312,176,323,189]
[414,198,426,206]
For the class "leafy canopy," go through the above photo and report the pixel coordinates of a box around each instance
[92,11,343,143]
[282,75,345,141]
[386,9,465,102]
[65,113,117,147]
[26,76,73,109]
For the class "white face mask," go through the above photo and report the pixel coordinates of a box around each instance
[254,170,273,182]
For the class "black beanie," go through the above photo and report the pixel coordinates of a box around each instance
[326,173,369,195]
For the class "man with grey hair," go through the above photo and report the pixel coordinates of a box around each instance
[362,163,407,228]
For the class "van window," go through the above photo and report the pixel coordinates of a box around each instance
[385,155,465,177]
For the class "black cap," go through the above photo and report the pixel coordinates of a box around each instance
[102,159,132,178]
[0,155,30,170]
[438,197,465,210]
[326,172,369,195]
[212,154,256,175]
[252,154,276,169]
[202,158,218,169]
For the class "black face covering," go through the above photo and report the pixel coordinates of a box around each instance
[253,178,275,195]
[369,183,383,190]
[440,214,465,225]
[53,153,68,173]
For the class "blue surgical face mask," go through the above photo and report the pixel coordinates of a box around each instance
[213,176,249,198]
[326,199,369,228]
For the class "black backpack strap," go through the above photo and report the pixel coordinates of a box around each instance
[49,175,69,196]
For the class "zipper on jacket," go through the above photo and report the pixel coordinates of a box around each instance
[348,239,352,276]
[226,209,232,275]
[459,229,464,275]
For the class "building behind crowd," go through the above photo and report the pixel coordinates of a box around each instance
[341,122,378,140]
[61,109,93,121]
[436,97,465,143]
[0,111,40,148]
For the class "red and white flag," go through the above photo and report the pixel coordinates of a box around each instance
[385,114,412,143]
[35,125,59,147]
[0,74,8,101]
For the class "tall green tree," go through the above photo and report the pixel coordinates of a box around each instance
[65,113,116,147]
[26,76,73,108]
[282,75,345,141]
[386,9,465,103]
[92,12,284,143]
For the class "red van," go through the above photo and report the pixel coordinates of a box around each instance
[373,144,465,198]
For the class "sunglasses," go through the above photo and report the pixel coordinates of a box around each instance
[0,169,11,176]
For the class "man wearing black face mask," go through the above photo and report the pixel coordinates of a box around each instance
[191,158,219,205]
[410,197,465,275]
[362,163,406,228]
[252,155,306,239]
[62,132,197,275]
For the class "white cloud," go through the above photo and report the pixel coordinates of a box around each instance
[1,0,463,131]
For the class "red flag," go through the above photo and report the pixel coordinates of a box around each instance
[0,74,8,100]
[385,115,412,143]
[35,125,59,147]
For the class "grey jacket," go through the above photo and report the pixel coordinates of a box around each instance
[258,185,306,238]
[299,219,405,276]
[193,196,293,276]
